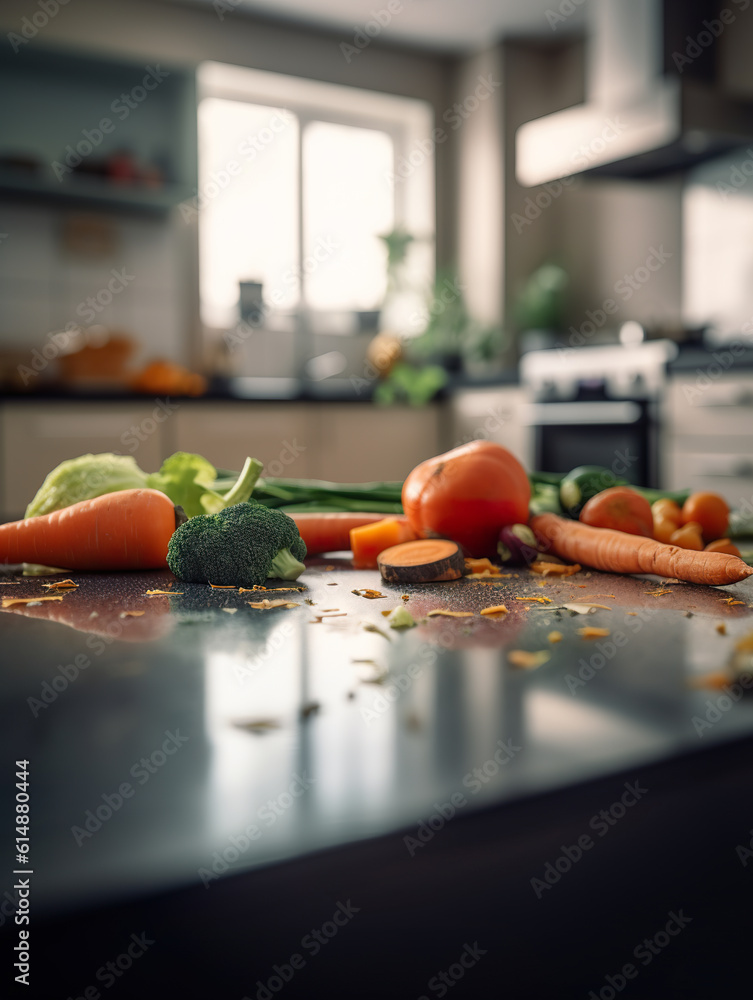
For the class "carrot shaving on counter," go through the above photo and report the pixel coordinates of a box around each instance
[530,562,581,577]
[209,583,236,589]
[716,623,727,635]
[42,578,78,590]
[248,599,299,609]
[719,597,746,606]
[507,649,550,669]
[645,589,672,597]
[239,585,306,593]
[221,608,237,614]
[119,610,145,618]
[146,589,184,595]
[548,631,563,643]
[480,605,509,616]
[464,558,502,575]
[352,589,386,599]
[515,596,552,605]
[577,626,611,639]
[2,595,64,608]
[426,609,474,618]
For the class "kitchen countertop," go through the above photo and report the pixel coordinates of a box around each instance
[2,561,753,995]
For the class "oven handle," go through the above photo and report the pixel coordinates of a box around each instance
[520,402,643,426]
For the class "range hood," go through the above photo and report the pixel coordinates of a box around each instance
[516,0,753,186]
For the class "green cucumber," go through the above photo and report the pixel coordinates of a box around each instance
[559,466,628,518]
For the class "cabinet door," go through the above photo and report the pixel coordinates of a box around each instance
[314,404,440,481]
[171,403,312,478]
[1,403,165,518]
[448,388,531,466]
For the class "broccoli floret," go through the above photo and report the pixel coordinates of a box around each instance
[166,502,306,586]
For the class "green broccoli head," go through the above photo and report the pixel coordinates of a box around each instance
[166,502,306,587]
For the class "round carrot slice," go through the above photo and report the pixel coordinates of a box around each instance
[377,539,465,584]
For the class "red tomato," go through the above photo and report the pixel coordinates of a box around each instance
[579,486,653,537]
[401,440,530,558]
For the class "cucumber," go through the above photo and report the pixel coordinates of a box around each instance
[559,466,628,518]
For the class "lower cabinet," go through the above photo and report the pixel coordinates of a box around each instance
[0,402,165,518]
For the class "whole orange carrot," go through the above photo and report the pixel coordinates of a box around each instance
[530,513,753,587]
[288,512,410,555]
[0,489,177,570]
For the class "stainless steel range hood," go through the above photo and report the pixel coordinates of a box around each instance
[516,0,753,186]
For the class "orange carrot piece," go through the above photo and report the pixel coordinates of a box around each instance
[0,489,176,571]
[350,518,418,568]
[530,513,753,587]
[288,512,411,555]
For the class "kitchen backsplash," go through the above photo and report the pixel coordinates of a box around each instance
[0,202,186,368]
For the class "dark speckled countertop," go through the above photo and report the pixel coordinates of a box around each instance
[2,560,753,996]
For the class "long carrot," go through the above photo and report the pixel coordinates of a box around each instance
[0,489,177,571]
[288,512,411,555]
[530,513,753,586]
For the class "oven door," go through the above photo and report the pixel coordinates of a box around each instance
[522,399,658,486]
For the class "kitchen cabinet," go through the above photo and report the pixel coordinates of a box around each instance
[662,373,753,503]
[447,385,531,466]
[0,401,164,517]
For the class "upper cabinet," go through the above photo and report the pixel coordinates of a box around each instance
[0,46,197,215]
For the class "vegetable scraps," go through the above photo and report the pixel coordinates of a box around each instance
[530,512,753,586]
[402,440,530,558]
[24,452,263,520]
[0,489,177,570]
[166,502,306,587]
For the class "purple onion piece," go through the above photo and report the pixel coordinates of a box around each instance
[497,523,542,566]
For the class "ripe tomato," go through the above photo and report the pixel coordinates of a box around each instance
[401,440,530,557]
[579,487,654,537]
[681,492,729,541]
[670,521,704,550]
[651,498,682,525]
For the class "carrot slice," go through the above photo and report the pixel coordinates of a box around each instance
[350,518,417,569]
[377,539,465,584]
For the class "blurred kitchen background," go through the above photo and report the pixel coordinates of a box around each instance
[2,0,753,517]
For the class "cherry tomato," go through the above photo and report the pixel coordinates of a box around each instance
[651,498,682,525]
[653,516,678,544]
[402,440,530,558]
[579,487,654,537]
[704,538,741,557]
[681,492,729,541]
[670,521,704,550]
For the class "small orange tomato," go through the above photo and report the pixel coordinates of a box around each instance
[651,498,682,525]
[704,538,741,557]
[681,492,729,541]
[670,521,704,550]
[653,516,678,544]
[579,487,653,537]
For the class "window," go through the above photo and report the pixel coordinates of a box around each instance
[197,62,434,340]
